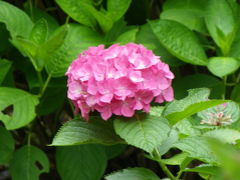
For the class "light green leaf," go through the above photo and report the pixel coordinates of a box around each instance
[204,129,240,144]
[105,167,161,180]
[149,106,164,117]
[114,113,170,153]
[149,19,207,65]
[163,88,229,125]
[174,136,219,165]
[0,59,12,85]
[183,164,219,175]
[161,0,208,33]
[56,0,96,28]
[0,1,33,38]
[0,125,14,165]
[207,57,239,77]
[205,0,236,55]
[30,18,48,45]
[158,129,178,155]
[174,117,201,136]
[56,144,107,180]
[162,152,188,165]
[136,23,183,67]
[52,118,122,146]
[45,24,103,77]
[107,0,132,22]
[10,145,49,180]
[114,27,138,44]
[0,87,39,130]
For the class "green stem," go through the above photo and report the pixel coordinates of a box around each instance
[222,76,227,100]
[37,71,44,87]
[39,75,51,97]
[153,149,176,180]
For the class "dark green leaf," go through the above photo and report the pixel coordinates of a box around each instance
[0,125,14,165]
[149,19,207,65]
[56,144,107,180]
[10,145,49,180]
[0,59,12,85]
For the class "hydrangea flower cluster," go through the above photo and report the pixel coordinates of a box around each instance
[66,43,174,120]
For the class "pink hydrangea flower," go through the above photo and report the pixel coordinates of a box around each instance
[66,43,174,120]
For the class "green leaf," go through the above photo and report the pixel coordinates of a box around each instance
[37,24,68,71]
[107,0,132,22]
[56,144,107,180]
[174,117,201,136]
[105,144,127,159]
[45,24,103,77]
[114,27,138,44]
[0,87,39,130]
[10,145,49,180]
[183,164,219,175]
[56,0,96,28]
[161,0,208,33]
[52,118,122,146]
[149,106,164,117]
[30,18,48,45]
[0,1,33,38]
[173,73,225,99]
[105,167,161,180]
[0,125,14,165]
[136,23,183,67]
[231,84,240,103]
[204,129,240,144]
[207,57,239,77]
[114,113,170,153]
[0,59,12,85]
[174,136,219,165]
[162,152,188,165]
[149,19,207,65]
[205,0,236,55]
[158,129,178,155]
[163,88,229,125]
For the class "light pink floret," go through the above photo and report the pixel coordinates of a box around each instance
[66,43,174,120]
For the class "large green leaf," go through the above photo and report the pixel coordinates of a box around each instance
[45,24,103,77]
[10,145,49,180]
[163,88,229,125]
[0,87,39,130]
[136,23,183,67]
[52,118,122,146]
[161,0,208,33]
[107,0,132,22]
[114,27,138,44]
[207,57,239,77]
[173,74,225,99]
[56,144,107,180]
[114,113,170,153]
[105,167,161,180]
[0,125,14,165]
[174,136,219,165]
[56,0,96,28]
[0,1,33,38]
[205,0,236,55]
[149,19,207,65]
[0,59,12,85]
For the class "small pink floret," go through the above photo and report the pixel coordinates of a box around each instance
[66,43,174,120]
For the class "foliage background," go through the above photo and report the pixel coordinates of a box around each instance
[0,0,240,180]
